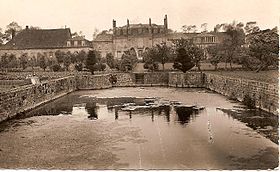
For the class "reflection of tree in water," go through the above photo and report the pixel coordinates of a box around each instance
[158,106,171,122]
[175,107,195,125]
[85,102,98,120]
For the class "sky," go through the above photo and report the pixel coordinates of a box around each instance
[0,0,279,40]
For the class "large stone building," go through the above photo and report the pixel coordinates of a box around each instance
[0,27,92,61]
[93,15,227,60]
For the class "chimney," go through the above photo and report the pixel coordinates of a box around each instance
[113,19,116,28]
[149,18,151,26]
[11,29,15,39]
[164,15,168,29]
[127,19,130,27]
[26,25,29,30]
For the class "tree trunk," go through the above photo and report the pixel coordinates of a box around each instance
[197,62,201,71]
[162,63,165,71]
[225,61,228,70]
[214,64,218,71]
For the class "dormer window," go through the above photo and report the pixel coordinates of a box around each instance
[67,41,71,47]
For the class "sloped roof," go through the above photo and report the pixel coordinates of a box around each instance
[0,28,71,50]
[68,36,87,41]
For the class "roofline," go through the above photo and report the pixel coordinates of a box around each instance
[0,46,92,51]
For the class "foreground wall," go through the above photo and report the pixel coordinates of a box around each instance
[204,73,278,115]
[0,76,76,122]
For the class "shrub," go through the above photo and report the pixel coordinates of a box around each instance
[51,64,61,72]
[243,94,256,109]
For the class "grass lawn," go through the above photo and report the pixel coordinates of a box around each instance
[205,70,279,84]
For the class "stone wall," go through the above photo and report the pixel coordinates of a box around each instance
[0,79,31,86]
[0,76,76,122]
[114,73,135,87]
[0,72,278,123]
[76,74,112,90]
[204,73,278,115]
[143,72,169,86]
[168,72,205,88]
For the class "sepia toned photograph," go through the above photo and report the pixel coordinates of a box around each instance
[0,0,279,170]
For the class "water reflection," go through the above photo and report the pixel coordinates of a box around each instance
[174,106,199,125]
[85,102,98,120]
[19,95,202,126]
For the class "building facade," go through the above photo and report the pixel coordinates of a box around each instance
[93,15,226,60]
[0,27,92,61]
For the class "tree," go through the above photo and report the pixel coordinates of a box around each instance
[54,50,72,71]
[191,46,204,71]
[236,47,260,71]
[182,25,197,33]
[64,51,72,71]
[247,28,279,72]
[117,50,138,72]
[75,63,83,71]
[76,50,87,63]
[201,23,208,32]
[221,21,245,70]
[7,54,18,69]
[106,53,116,69]
[0,53,9,70]
[92,28,100,39]
[154,43,173,71]
[173,47,195,73]
[213,24,226,32]
[51,64,61,72]
[94,63,106,71]
[244,21,260,35]
[38,55,47,71]
[207,45,223,70]
[19,53,28,70]
[0,28,4,45]
[86,50,98,74]
[4,22,22,41]
[143,48,159,71]
[172,38,203,71]
[55,50,65,64]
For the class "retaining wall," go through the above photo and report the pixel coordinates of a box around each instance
[0,72,278,123]
[168,72,205,87]
[204,73,278,115]
[0,76,76,122]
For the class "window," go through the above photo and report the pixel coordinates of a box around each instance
[67,41,71,47]
[138,50,143,57]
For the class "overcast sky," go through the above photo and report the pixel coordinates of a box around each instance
[0,0,279,40]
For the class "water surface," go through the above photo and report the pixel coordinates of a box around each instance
[0,87,278,170]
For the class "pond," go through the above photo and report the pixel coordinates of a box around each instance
[0,87,278,170]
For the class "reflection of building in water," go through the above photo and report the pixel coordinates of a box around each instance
[85,102,98,120]
[93,15,228,60]
[174,107,198,125]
